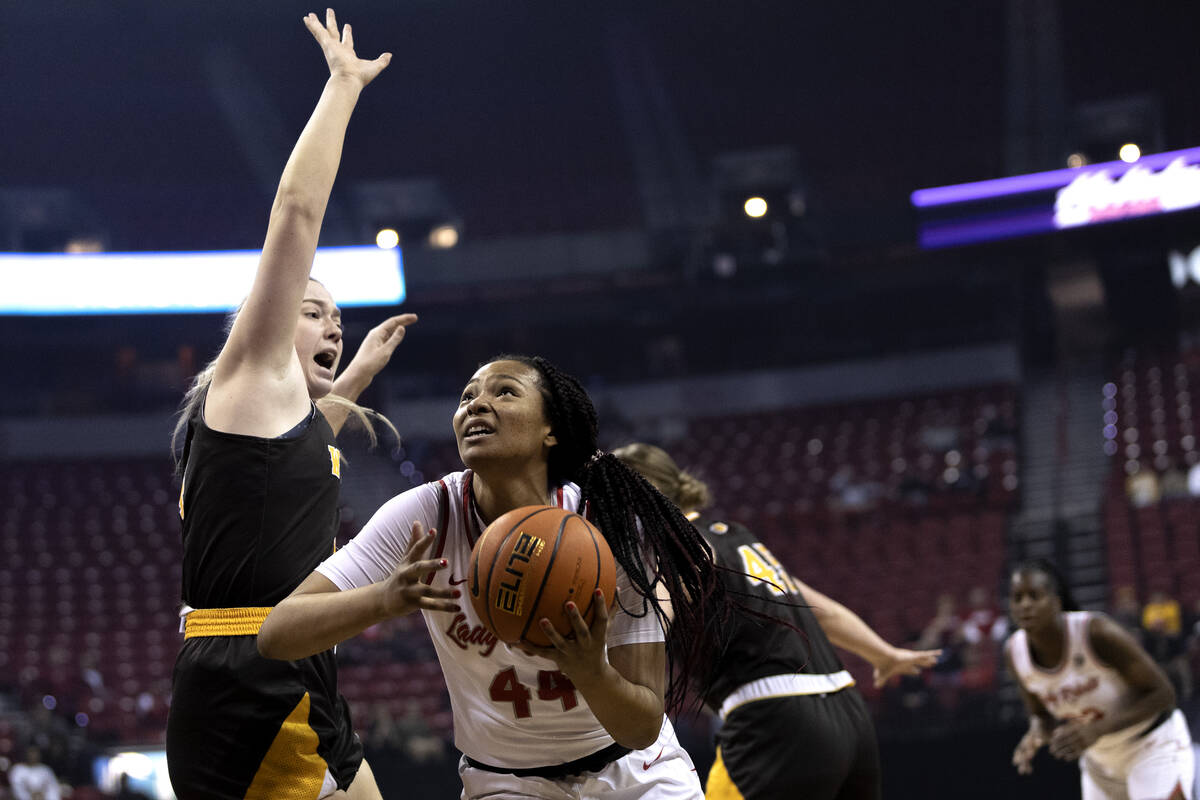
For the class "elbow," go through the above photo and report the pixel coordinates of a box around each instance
[625,729,661,752]
[616,717,663,752]
[270,190,325,226]
[256,614,288,660]
[1159,682,1177,712]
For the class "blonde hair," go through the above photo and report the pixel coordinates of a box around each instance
[171,302,398,470]
[611,442,712,512]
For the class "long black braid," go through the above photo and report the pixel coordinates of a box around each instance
[488,354,730,714]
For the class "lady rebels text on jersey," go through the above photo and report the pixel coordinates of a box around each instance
[316,471,665,768]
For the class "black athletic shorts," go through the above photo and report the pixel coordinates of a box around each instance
[166,635,362,800]
[708,687,881,800]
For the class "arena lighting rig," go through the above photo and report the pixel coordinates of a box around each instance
[0,246,405,315]
[912,145,1200,249]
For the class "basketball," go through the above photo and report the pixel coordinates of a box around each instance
[468,505,617,648]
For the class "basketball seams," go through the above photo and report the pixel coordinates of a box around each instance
[579,517,602,623]
[479,506,557,642]
[517,512,571,645]
[469,504,615,648]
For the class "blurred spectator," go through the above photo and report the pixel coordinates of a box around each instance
[1111,584,1143,640]
[392,701,444,765]
[918,594,965,712]
[959,586,1007,648]
[919,593,963,654]
[956,588,1002,714]
[365,705,404,752]
[8,746,61,800]
[828,465,880,514]
[1142,591,1191,703]
[1125,464,1160,508]
[1160,460,1188,500]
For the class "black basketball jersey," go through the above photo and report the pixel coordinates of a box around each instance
[696,514,846,709]
[178,404,343,608]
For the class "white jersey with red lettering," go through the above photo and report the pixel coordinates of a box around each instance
[317,471,674,770]
[1007,610,1194,796]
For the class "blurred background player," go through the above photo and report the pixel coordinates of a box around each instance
[1007,559,1195,800]
[8,746,61,800]
[613,442,941,800]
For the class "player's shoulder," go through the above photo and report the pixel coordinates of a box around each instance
[374,473,459,521]
[557,481,583,509]
[436,470,468,493]
[690,513,747,539]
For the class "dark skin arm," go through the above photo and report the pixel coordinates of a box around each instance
[1047,613,1176,761]
[1006,645,1055,775]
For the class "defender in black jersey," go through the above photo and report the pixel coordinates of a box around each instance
[615,443,940,800]
[164,13,428,799]
[167,406,361,799]
[693,512,881,800]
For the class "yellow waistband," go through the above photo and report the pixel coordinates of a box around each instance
[184,607,273,639]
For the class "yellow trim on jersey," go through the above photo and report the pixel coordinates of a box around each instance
[183,607,273,639]
[244,692,329,800]
[705,748,746,800]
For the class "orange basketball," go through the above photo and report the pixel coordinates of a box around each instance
[468,505,617,648]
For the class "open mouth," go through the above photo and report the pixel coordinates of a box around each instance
[463,423,494,440]
[314,352,336,370]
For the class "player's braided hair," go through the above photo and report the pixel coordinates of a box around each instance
[487,355,730,714]
[1014,558,1081,612]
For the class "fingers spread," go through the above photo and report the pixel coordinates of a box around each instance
[342,22,353,47]
[303,13,326,39]
[325,8,338,35]
[402,523,437,560]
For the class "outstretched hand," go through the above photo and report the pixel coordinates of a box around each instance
[304,9,391,87]
[1012,725,1046,775]
[872,646,942,688]
[379,521,461,618]
[345,313,418,382]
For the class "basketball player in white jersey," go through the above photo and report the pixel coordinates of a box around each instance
[1006,559,1194,800]
[260,355,737,799]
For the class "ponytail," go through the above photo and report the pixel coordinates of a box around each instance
[487,355,730,713]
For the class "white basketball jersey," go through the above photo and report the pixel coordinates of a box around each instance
[1007,611,1146,757]
[318,471,666,768]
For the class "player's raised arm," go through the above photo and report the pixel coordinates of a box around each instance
[209,10,391,431]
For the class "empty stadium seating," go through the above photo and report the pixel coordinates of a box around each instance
[1102,344,1200,607]
[0,382,1019,744]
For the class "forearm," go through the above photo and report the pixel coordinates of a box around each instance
[332,360,374,404]
[1089,686,1174,738]
[571,665,663,750]
[324,361,376,435]
[272,75,362,220]
[258,582,387,660]
[806,585,893,667]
